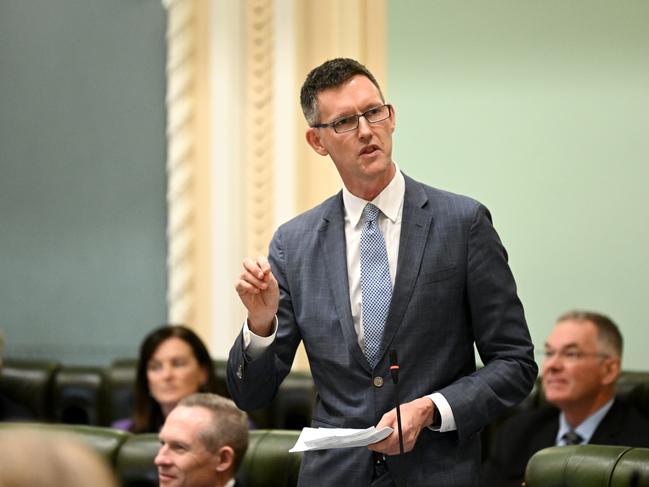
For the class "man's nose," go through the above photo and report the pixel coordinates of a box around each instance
[544,354,563,370]
[155,446,169,466]
[357,116,372,139]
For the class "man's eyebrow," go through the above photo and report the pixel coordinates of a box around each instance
[544,342,580,350]
[330,103,383,122]
[330,111,356,122]
[170,440,190,449]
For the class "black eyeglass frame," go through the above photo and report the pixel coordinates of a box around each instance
[310,104,393,133]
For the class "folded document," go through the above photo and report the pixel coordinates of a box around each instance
[289,426,393,452]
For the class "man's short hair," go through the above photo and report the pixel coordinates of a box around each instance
[178,393,249,473]
[300,57,385,126]
[557,310,623,357]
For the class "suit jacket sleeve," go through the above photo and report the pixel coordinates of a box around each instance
[436,203,537,439]
[226,225,302,411]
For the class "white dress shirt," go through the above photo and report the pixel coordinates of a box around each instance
[244,165,456,432]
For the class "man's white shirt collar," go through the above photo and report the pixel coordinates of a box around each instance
[342,164,405,226]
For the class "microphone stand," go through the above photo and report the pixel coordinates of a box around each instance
[389,350,404,455]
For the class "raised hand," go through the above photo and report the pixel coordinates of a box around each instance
[234,256,280,337]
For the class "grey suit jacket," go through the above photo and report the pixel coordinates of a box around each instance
[227,173,537,486]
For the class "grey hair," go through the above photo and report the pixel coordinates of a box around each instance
[557,310,623,357]
[178,393,249,473]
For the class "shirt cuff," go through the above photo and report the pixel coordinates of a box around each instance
[242,316,278,359]
[426,392,456,432]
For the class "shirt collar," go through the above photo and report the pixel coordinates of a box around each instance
[557,398,615,445]
[342,164,405,227]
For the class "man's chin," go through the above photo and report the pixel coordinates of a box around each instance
[158,472,178,485]
[544,394,571,409]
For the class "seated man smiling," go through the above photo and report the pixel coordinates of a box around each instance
[155,393,248,487]
[481,310,649,487]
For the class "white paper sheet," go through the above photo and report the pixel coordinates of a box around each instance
[289,426,394,452]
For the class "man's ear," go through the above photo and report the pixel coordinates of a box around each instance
[215,446,235,473]
[305,128,329,156]
[601,356,621,386]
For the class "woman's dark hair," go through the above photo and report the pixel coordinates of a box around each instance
[131,324,218,433]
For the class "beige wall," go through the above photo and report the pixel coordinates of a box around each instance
[166,0,386,369]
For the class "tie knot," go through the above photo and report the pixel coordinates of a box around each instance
[562,430,583,446]
[362,203,381,223]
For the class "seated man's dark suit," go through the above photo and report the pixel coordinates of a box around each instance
[480,398,649,487]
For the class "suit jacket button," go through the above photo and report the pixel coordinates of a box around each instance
[236,364,243,379]
[373,376,384,388]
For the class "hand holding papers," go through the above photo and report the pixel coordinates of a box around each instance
[289,426,393,453]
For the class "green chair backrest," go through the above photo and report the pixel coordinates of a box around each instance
[610,447,649,487]
[52,366,104,425]
[236,429,302,487]
[0,359,60,420]
[524,445,649,487]
[115,433,160,487]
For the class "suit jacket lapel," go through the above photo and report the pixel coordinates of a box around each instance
[378,175,432,361]
[590,399,624,444]
[318,193,371,373]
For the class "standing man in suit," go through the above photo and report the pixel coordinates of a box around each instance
[481,310,649,487]
[155,393,248,487]
[227,57,537,486]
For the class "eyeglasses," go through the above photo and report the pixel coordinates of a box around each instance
[311,104,392,133]
[540,349,609,362]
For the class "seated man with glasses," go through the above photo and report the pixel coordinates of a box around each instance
[480,310,649,487]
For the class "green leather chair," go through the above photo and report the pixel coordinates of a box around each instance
[0,359,60,420]
[268,371,316,430]
[525,445,649,487]
[616,372,649,419]
[236,430,302,487]
[2,355,315,431]
[101,359,137,426]
[244,370,315,430]
[52,366,104,425]
[611,447,649,486]
[115,433,160,487]
[213,359,232,398]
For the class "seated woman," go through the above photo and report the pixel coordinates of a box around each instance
[112,325,219,433]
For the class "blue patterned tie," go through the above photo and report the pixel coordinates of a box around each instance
[360,203,392,368]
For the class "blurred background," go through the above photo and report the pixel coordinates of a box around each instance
[1,0,647,370]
